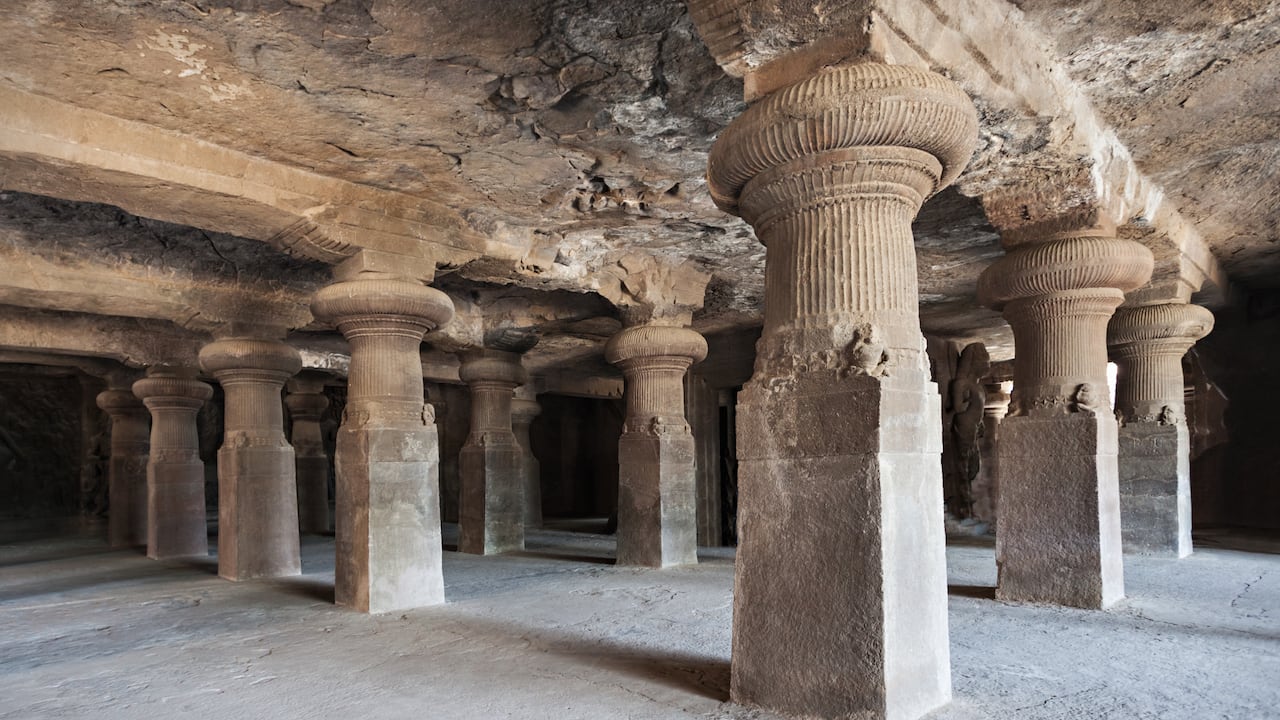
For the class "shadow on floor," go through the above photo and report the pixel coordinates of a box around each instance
[272,575,336,604]
[948,584,997,600]
[512,549,616,565]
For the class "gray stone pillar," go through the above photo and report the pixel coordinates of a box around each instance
[286,373,332,535]
[200,337,303,581]
[706,63,978,720]
[98,379,149,548]
[459,348,528,555]
[973,381,1010,526]
[311,273,454,613]
[605,324,707,568]
[1108,303,1214,557]
[978,230,1153,608]
[511,385,542,529]
[132,368,212,560]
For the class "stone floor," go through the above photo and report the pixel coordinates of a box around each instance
[1,521,1276,719]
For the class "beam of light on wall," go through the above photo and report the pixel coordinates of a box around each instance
[1107,361,1118,410]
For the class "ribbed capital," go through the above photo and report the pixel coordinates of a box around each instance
[285,392,330,420]
[97,388,148,418]
[605,325,708,371]
[1108,303,1214,350]
[978,233,1154,310]
[511,396,542,424]
[199,338,302,383]
[459,349,529,388]
[707,62,978,215]
[311,277,455,338]
[133,370,213,409]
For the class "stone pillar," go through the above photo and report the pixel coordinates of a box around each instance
[706,63,977,720]
[98,380,150,548]
[604,325,707,567]
[286,373,332,535]
[1108,303,1214,557]
[978,229,1153,608]
[132,368,212,560]
[511,385,543,529]
[973,382,1010,526]
[458,349,528,555]
[311,273,454,613]
[199,338,303,581]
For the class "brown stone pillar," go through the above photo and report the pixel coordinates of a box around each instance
[973,381,1010,526]
[312,274,454,613]
[511,385,542,529]
[978,229,1153,608]
[707,63,977,720]
[1108,303,1213,557]
[605,324,707,568]
[200,338,303,581]
[459,349,528,555]
[132,368,212,560]
[98,380,150,548]
[286,374,332,535]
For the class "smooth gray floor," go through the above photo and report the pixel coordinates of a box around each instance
[0,521,1276,719]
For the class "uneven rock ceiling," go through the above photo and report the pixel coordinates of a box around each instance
[0,0,1276,384]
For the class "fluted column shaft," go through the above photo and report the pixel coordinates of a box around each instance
[200,338,302,581]
[312,275,454,613]
[511,388,542,528]
[979,229,1153,608]
[706,62,978,720]
[459,349,527,555]
[606,325,707,568]
[1108,303,1214,557]
[98,386,150,548]
[133,369,212,560]
[286,383,331,534]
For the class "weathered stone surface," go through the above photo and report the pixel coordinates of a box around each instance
[1118,421,1192,557]
[311,270,455,613]
[200,337,303,581]
[510,386,543,529]
[132,367,212,560]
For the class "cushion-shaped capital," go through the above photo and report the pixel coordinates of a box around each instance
[707,62,978,215]
[312,277,454,335]
[1108,303,1215,348]
[978,234,1153,310]
[605,325,708,367]
[199,338,302,381]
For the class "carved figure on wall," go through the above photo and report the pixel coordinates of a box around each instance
[946,343,989,519]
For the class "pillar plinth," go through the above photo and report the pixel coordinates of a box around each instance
[200,338,303,581]
[459,349,528,555]
[978,231,1153,608]
[605,325,707,568]
[312,275,454,613]
[1108,303,1214,557]
[97,385,150,548]
[707,62,977,720]
[286,375,331,535]
[132,368,212,560]
[511,387,543,529]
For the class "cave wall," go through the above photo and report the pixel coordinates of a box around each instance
[0,369,84,519]
[532,394,623,520]
[1192,295,1280,531]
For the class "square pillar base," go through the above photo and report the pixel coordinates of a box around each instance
[731,371,951,720]
[1118,420,1192,557]
[997,412,1124,608]
[218,444,302,581]
[617,429,697,568]
[335,425,444,613]
[148,459,208,560]
[459,440,524,555]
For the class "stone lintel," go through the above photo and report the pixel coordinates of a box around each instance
[334,249,437,284]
